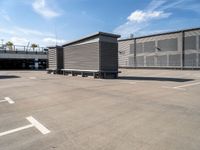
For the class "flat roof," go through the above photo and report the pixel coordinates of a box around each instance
[118,27,200,42]
[62,32,121,47]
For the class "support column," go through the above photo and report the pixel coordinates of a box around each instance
[134,39,137,68]
[34,58,39,70]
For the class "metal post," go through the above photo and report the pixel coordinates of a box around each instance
[134,38,137,68]
[181,31,185,70]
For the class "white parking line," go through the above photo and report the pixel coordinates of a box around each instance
[0,97,15,104]
[173,82,200,89]
[26,116,50,135]
[0,116,50,137]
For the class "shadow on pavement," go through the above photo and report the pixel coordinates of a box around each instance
[118,76,194,82]
[0,75,21,79]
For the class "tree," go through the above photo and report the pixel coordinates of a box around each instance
[6,41,13,50]
[31,43,38,51]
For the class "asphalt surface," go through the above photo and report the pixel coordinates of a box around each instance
[0,69,200,150]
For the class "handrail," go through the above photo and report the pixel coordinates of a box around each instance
[0,44,48,53]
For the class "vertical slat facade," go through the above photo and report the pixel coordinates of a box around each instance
[64,42,100,70]
[48,47,63,70]
[118,28,200,69]
[48,48,57,69]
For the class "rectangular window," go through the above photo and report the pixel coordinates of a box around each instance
[184,36,197,50]
[144,41,155,53]
[158,38,178,51]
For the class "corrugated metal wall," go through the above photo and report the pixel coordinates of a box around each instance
[119,29,200,69]
[48,47,63,70]
[64,42,100,70]
[100,42,118,71]
[48,48,57,69]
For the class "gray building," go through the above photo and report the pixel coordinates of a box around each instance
[118,28,200,69]
[62,32,120,78]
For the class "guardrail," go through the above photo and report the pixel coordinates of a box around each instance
[0,44,48,54]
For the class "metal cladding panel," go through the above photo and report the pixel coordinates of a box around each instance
[184,53,197,67]
[146,56,155,66]
[184,36,197,50]
[136,56,144,67]
[118,40,134,67]
[118,28,200,69]
[169,54,181,67]
[128,56,135,67]
[64,42,99,70]
[130,44,134,54]
[158,38,178,51]
[157,55,168,66]
[100,42,118,71]
[56,47,64,69]
[136,43,143,54]
[199,36,200,50]
[199,54,200,66]
[48,48,57,69]
[144,41,155,53]
[184,29,200,37]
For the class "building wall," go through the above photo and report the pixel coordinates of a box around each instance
[48,48,57,69]
[118,29,200,69]
[63,42,100,70]
[100,42,118,71]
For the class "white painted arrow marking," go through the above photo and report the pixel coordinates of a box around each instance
[0,116,50,137]
[0,97,15,104]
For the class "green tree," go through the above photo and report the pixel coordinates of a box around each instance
[6,41,13,50]
[31,43,38,51]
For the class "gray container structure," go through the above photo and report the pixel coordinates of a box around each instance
[118,27,200,69]
[62,32,121,78]
[47,46,63,74]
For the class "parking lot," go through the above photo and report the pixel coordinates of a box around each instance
[0,69,200,150]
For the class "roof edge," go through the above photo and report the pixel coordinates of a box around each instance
[62,32,121,47]
[118,27,200,42]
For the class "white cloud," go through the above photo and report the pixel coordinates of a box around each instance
[127,10,171,23]
[0,10,11,22]
[113,0,194,38]
[14,27,54,37]
[0,28,15,34]
[43,37,65,46]
[10,37,29,45]
[32,0,61,19]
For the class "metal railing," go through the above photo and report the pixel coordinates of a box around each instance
[0,44,48,54]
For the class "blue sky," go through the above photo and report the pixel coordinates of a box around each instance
[0,0,200,47]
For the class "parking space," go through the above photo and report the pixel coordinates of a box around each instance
[0,69,200,150]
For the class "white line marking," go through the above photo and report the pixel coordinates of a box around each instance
[26,116,50,135]
[0,97,15,104]
[0,124,34,137]
[5,97,15,104]
[173,82,200,89]
[129,82,136,85]
[0,116,50,137]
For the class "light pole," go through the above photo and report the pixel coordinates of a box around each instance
[1,39,3,45]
